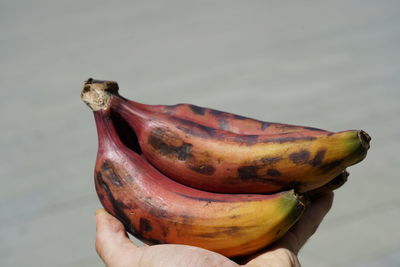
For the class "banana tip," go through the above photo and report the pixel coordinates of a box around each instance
[296,194,310,208]
[358,130,371,150]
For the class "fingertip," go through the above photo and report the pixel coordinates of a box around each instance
[95,208,111,231]
[94,208,139,264]
[95,208,107,216]
[95,208,107,225]
[95,208,127,235]
[325,191,334,210]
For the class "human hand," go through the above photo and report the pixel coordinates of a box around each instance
[95,192,334,267]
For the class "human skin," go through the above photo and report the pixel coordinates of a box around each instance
[95,192,334,267]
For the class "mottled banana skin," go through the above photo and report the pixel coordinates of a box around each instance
[92,108,305,257]
[111,96,369,193]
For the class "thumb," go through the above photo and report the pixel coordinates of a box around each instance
[95,209,139,265]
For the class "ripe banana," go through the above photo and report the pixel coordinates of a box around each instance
[89,104,305,258]
[82,79,370,194]
[123,98,331,136]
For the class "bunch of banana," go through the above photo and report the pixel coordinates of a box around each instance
[81,78,370,257]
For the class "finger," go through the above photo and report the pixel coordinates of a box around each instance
[244,248,300,267]
[277,191,334,254]
[95,209,138,264]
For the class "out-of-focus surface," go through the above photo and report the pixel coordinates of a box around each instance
[1,1,399,266]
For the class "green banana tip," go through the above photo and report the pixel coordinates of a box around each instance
[279,190,307,213]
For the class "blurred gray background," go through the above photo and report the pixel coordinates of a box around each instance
[1,0,399,266]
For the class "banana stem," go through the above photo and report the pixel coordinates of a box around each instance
[93,109,125,152]
[81,78,119,111]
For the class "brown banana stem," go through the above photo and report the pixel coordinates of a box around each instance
[80,78,119,111]
[359,130,371,150]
